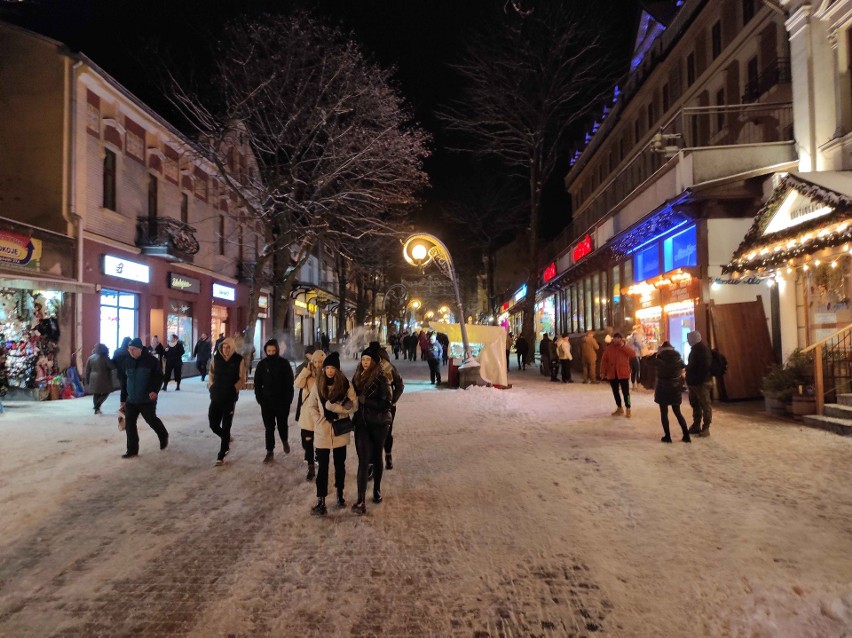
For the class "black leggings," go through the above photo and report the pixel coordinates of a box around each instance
[301,428,315,465]
[609,378,631,408]
[659,403,689,438]
[356,423,390,502]
[315,446,346,498]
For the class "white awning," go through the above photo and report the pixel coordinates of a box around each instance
[0,275,95,294]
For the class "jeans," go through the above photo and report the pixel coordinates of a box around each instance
[261,401,290,452]
[301,428,315,465]
[356,422,389,501]
[560,359,572,382]
[629,357,640,385]
[688,381,713,429]
[209,398,236,459]
[315,446,346,497]
[659,403,689,438]
[609,378,631,408]
[124,401,168,454]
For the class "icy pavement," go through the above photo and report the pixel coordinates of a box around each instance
[0,356,850,638]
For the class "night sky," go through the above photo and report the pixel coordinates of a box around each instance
[1,0,641,241]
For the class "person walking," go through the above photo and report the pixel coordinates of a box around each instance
[254,338,295,463]
[686,330,713,437]
[600,332,636,418]
[627,324,645,390]
[539,333,553,379]
[405,332,418,361]
[214,333,225,354]
[85,343,116,415]
[437,332,449,366]
[294,348,324,481]
[306,352,357,515]
[557,334,574,383]
[351,346,394,515]
[514,334,529,370]
[112,337,132,399]
[418,330,430,361]
[654,341,691,443]
[389,333,401,360]
[162,334,185,391]
[119,338,168,458]
[368,341,404,471]
[581,331,599,383]
[506,332,513,370]
[193,333,212,382]
[426,333,443,385]
[207,337,246,466]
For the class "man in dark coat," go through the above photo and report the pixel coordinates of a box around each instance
[685,330,713,437]
[254,339,295,463]
[120,338,168,458]
[514,334,529,370]
[539,333,552,377]
[193,333,213,382]
[162,334,185,391]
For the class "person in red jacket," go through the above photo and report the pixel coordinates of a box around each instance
[599,332,637,418]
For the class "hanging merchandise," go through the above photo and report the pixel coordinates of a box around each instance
[0,289,63,396]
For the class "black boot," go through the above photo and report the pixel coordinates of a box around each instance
[661,424,672,443]
[688,424,701,434]
[385,454,393,470]
[306,464,315,481]
[336,489,346,508]
[310,497,327,516]
[351,500,366,515]
[373,489,383,504]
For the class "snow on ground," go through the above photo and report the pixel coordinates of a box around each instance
[0,355,850,637]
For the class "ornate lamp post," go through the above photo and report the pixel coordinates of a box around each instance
[403,233,474,366]
[382,283,407,334]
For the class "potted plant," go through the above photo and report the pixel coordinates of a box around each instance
[760,364,796,416]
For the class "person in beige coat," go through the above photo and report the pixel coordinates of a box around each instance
[306,352,358,516]
[581,331,599,383]
[294,349,325,481]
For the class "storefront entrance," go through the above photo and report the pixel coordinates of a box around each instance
[211,304,228,341]
[99,289,138,355]
[167,299,193,361]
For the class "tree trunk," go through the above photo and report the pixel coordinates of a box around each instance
[241,255,269,351]
[521,154,542,365]
[336,259,348,342]
[355,279,369,326]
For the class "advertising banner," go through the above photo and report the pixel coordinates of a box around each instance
[0,231,42,268]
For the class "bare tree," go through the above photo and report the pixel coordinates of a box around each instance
[439,4,616,358]
[168,13,429,346]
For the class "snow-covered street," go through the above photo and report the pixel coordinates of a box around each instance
[0,357,850,637]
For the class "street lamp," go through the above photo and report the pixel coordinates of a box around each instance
[403,233,474,365]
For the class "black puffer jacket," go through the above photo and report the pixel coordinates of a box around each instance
[686,341,712,385]
[654,346,685,406]
[253,339,294,407]
[354,370,392,427]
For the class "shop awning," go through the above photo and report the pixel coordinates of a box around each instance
[0,275,95,294]
[724,171,852,274]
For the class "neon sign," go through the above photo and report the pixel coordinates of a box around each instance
[573,234,593,262]
[543,262,557,282]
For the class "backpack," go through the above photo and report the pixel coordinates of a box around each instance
[710,349,728,377]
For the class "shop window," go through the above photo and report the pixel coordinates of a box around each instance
[635,244,661,281]
[592,272,601,329]
[663,225,697,271]
[99,289,137,357]
[584,276,593,332]
[103,149,117,210]
[611,265,621,327]
[167,300,193,361]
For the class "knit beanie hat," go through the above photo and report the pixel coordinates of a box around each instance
[129,337,144,349]
[324,351,341,371]
[687,331,702,346]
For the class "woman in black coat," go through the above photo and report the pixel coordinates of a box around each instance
[351,346,393,514]
[654,341,691,443]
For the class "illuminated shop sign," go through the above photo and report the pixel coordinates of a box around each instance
[168,272,200,294]
[500,301,510,313]
[294,299,318,313]
[513,284,527,303]
[542,262,557,283]
[663,225,697,271]
[634,245,661,281]
[212,283,236,301]
[103,255,150,283]
[258,294,269,318]
[0,231,42,267]
[572,234,593,262]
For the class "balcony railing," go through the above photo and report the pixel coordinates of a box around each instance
[136,216,200,263]
[546,102,794,263]
[742,57,792,103]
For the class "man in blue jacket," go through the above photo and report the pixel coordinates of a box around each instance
[120,337,169,458]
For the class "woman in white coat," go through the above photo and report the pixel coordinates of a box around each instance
[294,349,326,481]
[306,352,358,516]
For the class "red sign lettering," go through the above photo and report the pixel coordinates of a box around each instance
[573,234,593,262]
[543,262,557,283]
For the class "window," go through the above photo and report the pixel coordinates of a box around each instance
[218,215,225,255]
[147,175,158,217]
[745,55,759,101]
[712,21,722,60]
[99,289,137,356]
[619,137,626,161]
[647,102,655,130]
[181,193,188,224]
[716,88,725,130]
[687,53,696,86]
[742,0,755,24]
[662,83,670,112]
[634,117,641,143]
[103,149,116,210]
